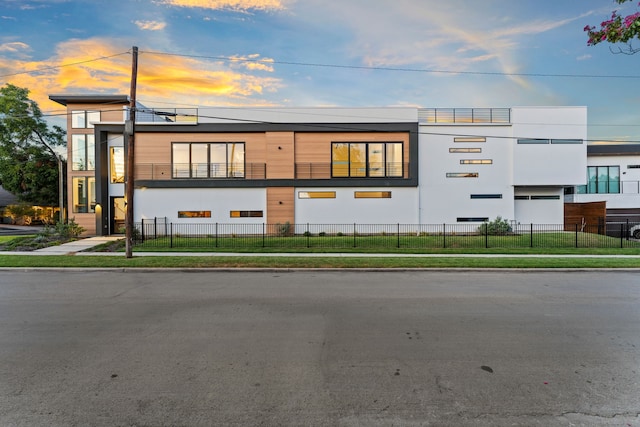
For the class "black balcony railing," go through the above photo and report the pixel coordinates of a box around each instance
[136,163,267,180]
[576,180,640,194]
[131,221,640,250]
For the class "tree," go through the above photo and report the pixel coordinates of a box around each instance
[0,84,66,207]
[584,0,640,54]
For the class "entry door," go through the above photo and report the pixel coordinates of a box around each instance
[111,197,126,234]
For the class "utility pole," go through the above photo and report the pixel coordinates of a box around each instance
[125,46,138,258]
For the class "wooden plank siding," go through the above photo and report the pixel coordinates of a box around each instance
[564,202,606,233]
[266,132,295,179]
[266,187,295,227]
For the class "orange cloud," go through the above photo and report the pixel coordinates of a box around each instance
[157,0,286,11]
[0,38,283,115]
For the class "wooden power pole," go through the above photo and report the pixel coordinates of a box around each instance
[125,46,138,258]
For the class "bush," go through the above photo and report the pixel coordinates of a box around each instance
[40,218,85,239]
[478,216,512,235]
[5,204,36,225]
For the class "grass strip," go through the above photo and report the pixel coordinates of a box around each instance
[0,255,639,269]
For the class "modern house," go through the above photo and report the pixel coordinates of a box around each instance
[49,94,588,236]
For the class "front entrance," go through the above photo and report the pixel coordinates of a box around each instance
[111,197,126,234]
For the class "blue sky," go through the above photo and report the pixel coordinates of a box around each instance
[1,0,639,142]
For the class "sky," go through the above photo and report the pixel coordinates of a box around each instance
[1,0,639,143]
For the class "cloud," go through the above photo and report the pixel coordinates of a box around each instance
[229,54,274,72]
[2,16,17,20]
[156,0,287,12]
[0,42,30,53]
[576,54,592,61]
[1,38,282,113]
[134,20,167,31]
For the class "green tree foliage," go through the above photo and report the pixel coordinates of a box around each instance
[0,84,66,205]
[584,0,640,54]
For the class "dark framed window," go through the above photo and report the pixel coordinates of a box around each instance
[331,142,403,178]
[178,211,211,218]
[551,139,583,144]
[72,177,96,213]
[457,217,489,222]
[449,148,482,153]
[298,191,336,199]
[470,194,502,199]
[354,191,392,199]
[514,195,530,200]
[172,142,245,178]
[517,138,548,144]
[586,166,620,194]
[460,159,492,165]
[71,110,100,128]
[230,210,263,218]
[454,137,485,143]
[71,134,95,171]
[446,172,479,178]
[530,195,561,200]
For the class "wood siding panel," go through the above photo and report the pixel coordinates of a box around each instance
[267,187,294,227]
[564,202,606,233]
[72,213,96,236]
[266,132,295,179]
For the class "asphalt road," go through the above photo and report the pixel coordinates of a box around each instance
[1,270,639,426]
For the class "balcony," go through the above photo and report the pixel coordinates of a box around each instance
[575,180,640,195]
[135,162,410,180]
[419,108,510,124]
[135,108,198,123]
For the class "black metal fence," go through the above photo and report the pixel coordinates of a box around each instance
[132,220,640,250]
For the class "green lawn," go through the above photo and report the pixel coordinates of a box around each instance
[0,254,639,269]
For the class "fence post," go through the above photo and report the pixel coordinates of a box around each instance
[353,223,356,248]
[154,217,157,239]
[262,223,265,248]
[215,222,218,248]
[575,223,578,248]
[530,223,533,248]
[397,223,400,249]
[170,222,173,248]
[621,223,624,248]
[485,221,489,248]
[626,219,630,241]
[443,223,446,248]
[141,219,145,243]
[307,223,310,248]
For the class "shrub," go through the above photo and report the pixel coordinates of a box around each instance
[53,218,86,239]
[5,204,36,225]
[276,221,291,236]
[478,216,512,235]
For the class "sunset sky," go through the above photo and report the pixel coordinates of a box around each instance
[1,0,639,142]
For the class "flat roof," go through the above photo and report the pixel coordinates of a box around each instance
[49,94,129,106]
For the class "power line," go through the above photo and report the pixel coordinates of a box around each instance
[140,50,640,80]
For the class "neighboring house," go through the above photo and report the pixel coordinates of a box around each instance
[0,185,18,208]
[566,144,640,233]
[49,95,587,236]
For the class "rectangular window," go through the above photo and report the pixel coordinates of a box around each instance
[172,142,245,178]
[71,110,100,128]
[530,195,561,200]
[514,195,530,200]
[457,217,489,222]
[586,166,620,194]
[460,159,492,165]
[178,211,211,218]
[72,177,95,213]
[446,172,479,178]
[230,210,263,218]
[517,138,548,144]
[354,191,392,198]
[331,142,403,178]
[449,148,482,153]
[551,139,583,144]
[470,194,502,199]
[71,134,95,171]
[298,191,336,199]
[110,147,125,183]
[628,165,640,169]
[454,137,486,143]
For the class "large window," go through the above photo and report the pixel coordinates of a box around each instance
[71,134,95,171]
[172,143,245,178]
[584,166,620,194]
[71,110,100,128]
[72,177,95,213]
[332,142,403,178]
[110,147,125,183]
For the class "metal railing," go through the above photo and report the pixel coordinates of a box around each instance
[135,108,198,123]
[419,108,511,124]
[136,163,266,180]
[132,221,640,250]
[576,180,640,195]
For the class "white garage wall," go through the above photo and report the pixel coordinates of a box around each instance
[134,188,266,223]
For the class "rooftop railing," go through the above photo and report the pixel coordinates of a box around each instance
[419,108,510,124]
[135,108,198,123]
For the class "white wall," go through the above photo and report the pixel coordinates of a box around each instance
[294,187,418,226]
[134,188,266,223]
[512,107,587,186]
[418,124,515,224]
